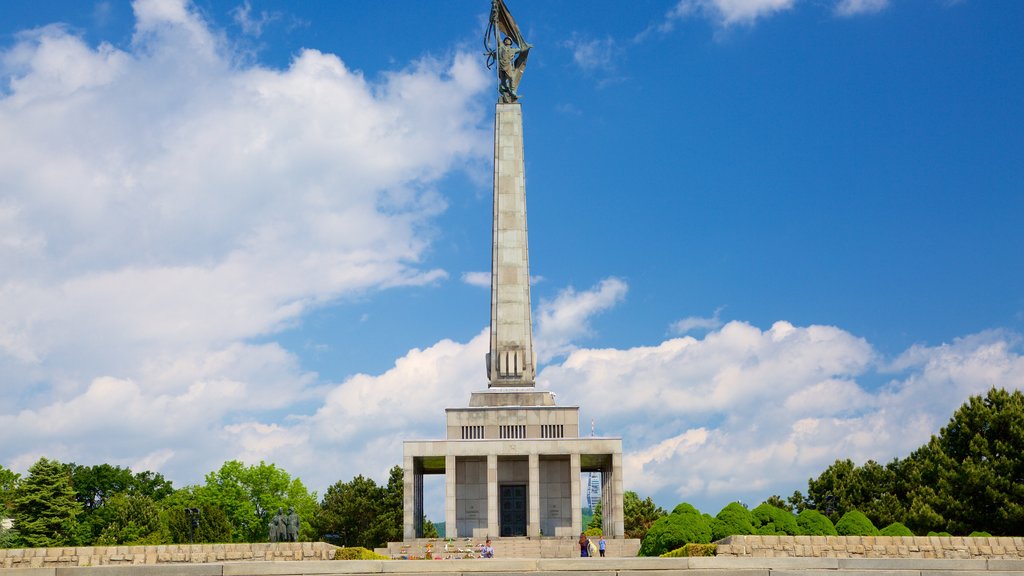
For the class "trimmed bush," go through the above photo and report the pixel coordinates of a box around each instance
[969,531,993,537]
[836,510,880,536]
[584,527,603,537]
[751,503,799,536]
[796,509,837,536]
[661,543,717,557]
[927,531,952,537]
[335,547,390,560]
[712,502,755,540]
[638,503,711,557]
[880,522,913,537]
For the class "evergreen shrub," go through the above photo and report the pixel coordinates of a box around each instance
[712,502,755,540]
[584,527,603,537]
[796,509,837,536]
[880,522,913,537]
[661,543,717,557]
[638,503,711,557]
[836,510,880,536]
[969,531,993,537]
[335,547,389,560]
[751,503,799,535]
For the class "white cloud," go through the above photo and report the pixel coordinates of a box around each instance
[665,0,797,28]
[671,306,725,334]
[655,0,886,30]
[231,1,281,37]
[461,271,490,287]
[0,0,488,483]
[563,35,618,73]
[534,277,628,361]
[541,322,1024,512]
[835,0,889,17]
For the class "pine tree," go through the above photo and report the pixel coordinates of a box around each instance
[12,458,83,547]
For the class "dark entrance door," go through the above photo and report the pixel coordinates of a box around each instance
[500,484,527,536]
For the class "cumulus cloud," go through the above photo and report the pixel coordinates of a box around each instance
[540,322,1024,511]
[534,277,628,361]
[0,0,488,482]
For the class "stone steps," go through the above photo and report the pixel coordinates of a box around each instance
[381,536,640,559]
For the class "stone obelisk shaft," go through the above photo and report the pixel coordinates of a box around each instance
[488,103,535,387]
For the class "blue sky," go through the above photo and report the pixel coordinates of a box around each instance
[1,0,1022,521]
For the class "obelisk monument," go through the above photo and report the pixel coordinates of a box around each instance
[486,0,535,387]
[401,0,626,546]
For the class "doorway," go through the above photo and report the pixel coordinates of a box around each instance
[500,484,527,536]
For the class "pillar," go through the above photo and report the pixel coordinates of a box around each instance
[528,452,540,537]
[487,454,499,537]
[570,452,581,536]
[445,455,457,538]
[403,455,416,539]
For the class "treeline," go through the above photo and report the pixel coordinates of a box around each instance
[786,387,1024,536]
[0,459,406,549]
[635,387,1024,555]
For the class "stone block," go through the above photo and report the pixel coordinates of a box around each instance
[838,558,986,571]
[989,559,1024,571]
[1,569,54,576]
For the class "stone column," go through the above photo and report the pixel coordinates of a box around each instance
[488,103,535,387]
[528,452,540,537]
[403,455,416,539]
[445,455,457,538]
[487,454,499,537]
[570,452,581,536]
[610,451,625,537]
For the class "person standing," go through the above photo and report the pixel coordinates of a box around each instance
[480,538,494,558]
[578,532,590,557]
[599,535,606,557]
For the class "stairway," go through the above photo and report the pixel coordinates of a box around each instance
[379,536,641,559]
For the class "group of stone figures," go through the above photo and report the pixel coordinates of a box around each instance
[268,507,300,542]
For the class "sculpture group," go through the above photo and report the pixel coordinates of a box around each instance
[268,507,299,542]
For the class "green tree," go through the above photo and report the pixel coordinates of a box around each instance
[638,503,710,557]
[623,491,666,540]
[317,474,387,548]
[11,458,83,547]
[198,460,318,543]
[376,466,404,545]
[587,500,603,530]
[422,517,439,539]
[907,387,1024,535]
[93,493,166,545]
[0,465,20,512]
[162,487,232,543]
[763,495,792,513]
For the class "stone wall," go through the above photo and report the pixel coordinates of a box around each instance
[0,542,338,569]
[716,535,1024,559]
